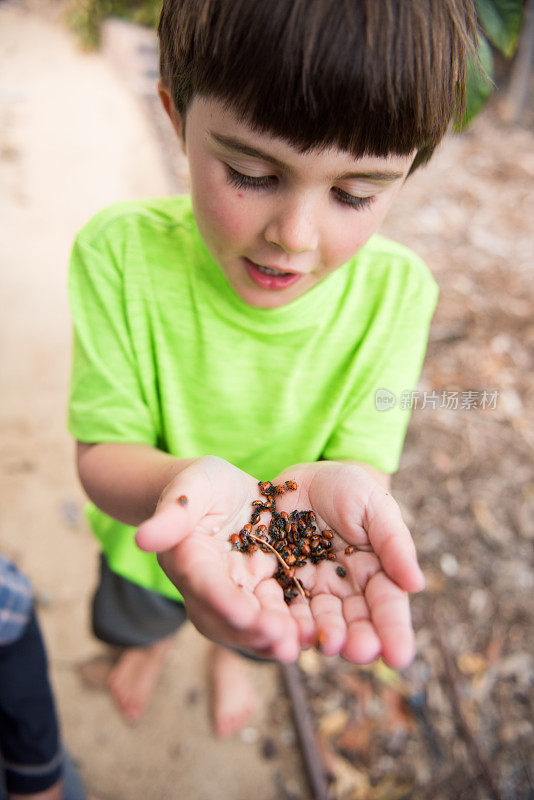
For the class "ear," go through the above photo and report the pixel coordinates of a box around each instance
[158,81,186,151]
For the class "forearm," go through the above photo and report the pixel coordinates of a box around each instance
[76,441,196,526]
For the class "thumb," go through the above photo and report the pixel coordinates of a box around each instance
[135,504,196,553]
[135,466,211,553]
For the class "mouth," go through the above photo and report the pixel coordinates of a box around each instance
[244,258,303,290]
[255,263,293,276]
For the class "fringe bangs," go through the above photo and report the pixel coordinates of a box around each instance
[159,0,477,160]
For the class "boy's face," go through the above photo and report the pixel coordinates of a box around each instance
[162,92,414,309]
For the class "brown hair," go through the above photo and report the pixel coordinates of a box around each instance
[159,0,477,171]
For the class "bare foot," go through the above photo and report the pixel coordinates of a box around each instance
[77,652,117,690]
[106,637,174,723]
[210,644,258,738]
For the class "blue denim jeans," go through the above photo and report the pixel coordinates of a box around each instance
[0,749,86,800]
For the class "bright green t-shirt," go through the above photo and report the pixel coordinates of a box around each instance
[68,195,438,599]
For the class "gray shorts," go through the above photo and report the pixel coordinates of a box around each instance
[91,555,269,662]
[91,554,188,648]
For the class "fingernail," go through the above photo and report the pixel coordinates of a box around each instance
[417,568,426,591]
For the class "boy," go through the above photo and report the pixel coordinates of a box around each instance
[68,0,477,734]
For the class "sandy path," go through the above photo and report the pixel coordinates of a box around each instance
[0,5,303,798]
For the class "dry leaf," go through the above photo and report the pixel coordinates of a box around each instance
[318,708,350,739]
[370,661,400,687]
[431,449,454,474]
[457,651,487,676]
[471,499,496,533]
[471,499,512,545]
[326,750,370,799]
[336,719,376,761]
[380,687,416,735]
[424,569,446,594]
[367,776,414,800]
[298,648,322,675]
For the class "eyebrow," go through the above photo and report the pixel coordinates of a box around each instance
[208,132,405,183]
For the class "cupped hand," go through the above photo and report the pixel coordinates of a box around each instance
[135,456,301,662]
[269,461,425,669]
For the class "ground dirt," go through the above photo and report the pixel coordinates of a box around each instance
[0,4,532,800]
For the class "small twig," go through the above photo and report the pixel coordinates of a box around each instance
[431,609,505,800]
[404,690,444,762]
[281,662,332,800]
[248,533,308,602]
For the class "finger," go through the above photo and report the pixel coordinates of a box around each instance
[236,632,299,663]
[365,571,415,669]
[184,555,298,656]
[365,489,425,593]
[228,548,278,588]
[341,595,381,664]
[343,550,381,592]
[184,595,278,655]
[135,461,218,552]
[310,594,347,656]
[288,598,316,648]
[270,636,300,663]
[188,597,293,658]
[235,609,298,658]
[172,553,262,632]
[304,464,424,593]
[135,501,206,553]
[226,608,299,662]
[254,581,301,662]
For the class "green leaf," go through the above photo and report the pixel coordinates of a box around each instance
[475,0,524,57]
[455,33,494,129]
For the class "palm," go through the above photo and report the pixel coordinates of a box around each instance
[136,457,422,667]
[136,457,302,661]
[268,462,423,668]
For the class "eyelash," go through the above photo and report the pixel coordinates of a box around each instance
[225,165,375,211]
[331,187,374,211]
[226,165,274,191]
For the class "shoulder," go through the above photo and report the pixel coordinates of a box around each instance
[355,234,439,306]
[69,196,199,285]
[73,195,195,251]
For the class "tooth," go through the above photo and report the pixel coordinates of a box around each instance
[260,265,284,275]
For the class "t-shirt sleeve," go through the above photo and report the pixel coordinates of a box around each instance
[67,232,156,445]
[322,258,438,473]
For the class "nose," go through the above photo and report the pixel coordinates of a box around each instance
[264,195,319,254]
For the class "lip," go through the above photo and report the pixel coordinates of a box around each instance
[244,258,303,290]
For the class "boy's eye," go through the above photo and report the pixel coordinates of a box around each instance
[225,164,275,191]
[225,164,375,211]
[332,187,375,211]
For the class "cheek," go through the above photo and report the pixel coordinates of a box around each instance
[326,196,397,265]
[191,166,257,248]
[212,201,253,245]
[325,219,370,266]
